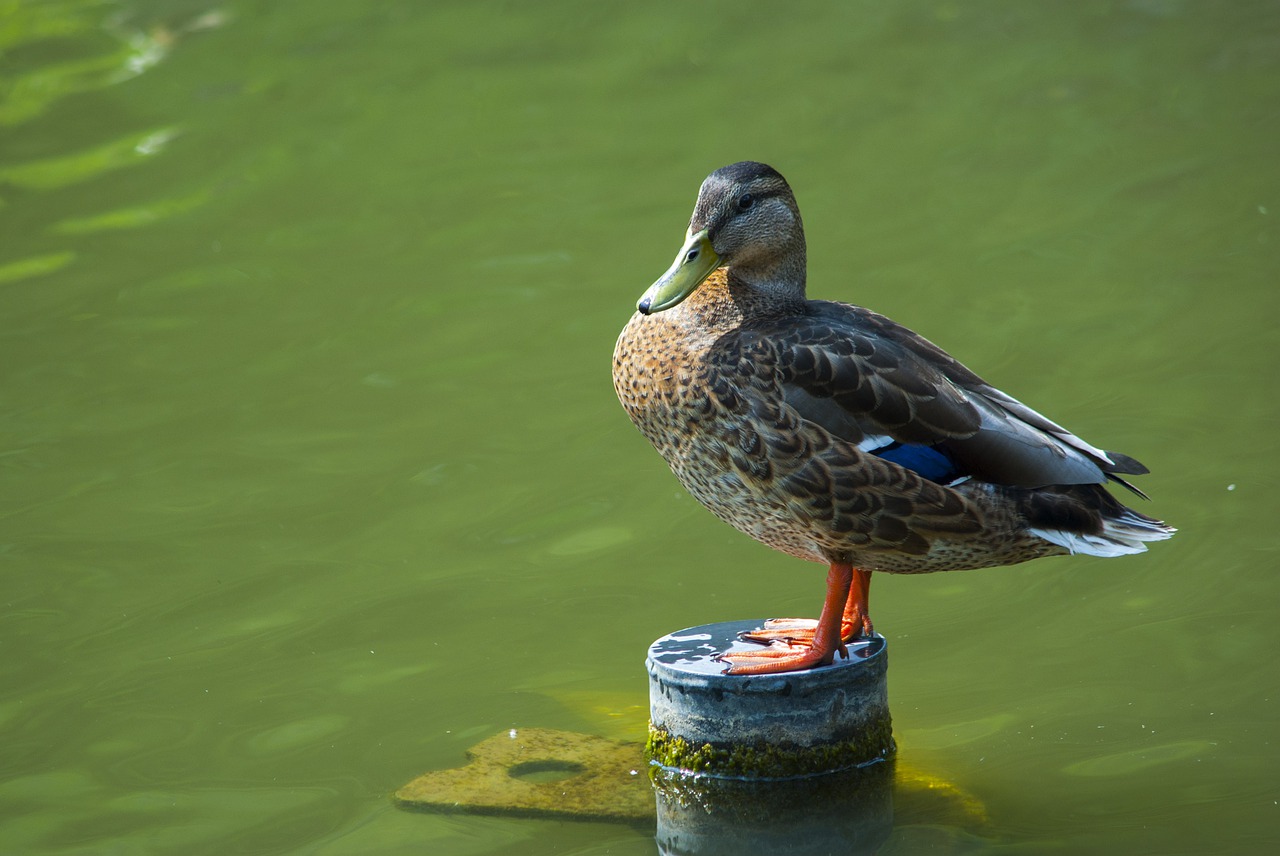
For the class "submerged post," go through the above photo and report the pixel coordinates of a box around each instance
[646,619,895,854]
[645,619,894,778]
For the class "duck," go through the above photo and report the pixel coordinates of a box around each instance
[612,161,1174,675]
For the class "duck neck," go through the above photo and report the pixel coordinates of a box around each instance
[727,242,808,317]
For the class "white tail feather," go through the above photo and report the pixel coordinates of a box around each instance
[1031,510,1176,558]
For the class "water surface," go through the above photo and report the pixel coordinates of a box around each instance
[3,1,1278,853]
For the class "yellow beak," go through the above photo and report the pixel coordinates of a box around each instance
[637,229,720,315]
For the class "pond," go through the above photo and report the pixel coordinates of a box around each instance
[2,1,1277,853]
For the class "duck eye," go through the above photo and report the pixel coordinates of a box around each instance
[737,193,754,211]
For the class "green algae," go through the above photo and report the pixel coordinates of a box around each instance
[395,727,653,824]
[646,717,895,779]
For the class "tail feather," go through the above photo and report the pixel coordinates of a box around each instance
[1022,484,1175,558]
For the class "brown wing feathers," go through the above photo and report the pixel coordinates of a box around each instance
[747,301,1149,493]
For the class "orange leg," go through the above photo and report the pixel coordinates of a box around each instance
[717,562,864,675]
[738,567,874,647]
[843,567,874,639]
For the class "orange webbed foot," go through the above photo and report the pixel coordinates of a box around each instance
[740,614,872,647]
[739,617,820,646]
[717,564,873,675]
[714,639,842,675]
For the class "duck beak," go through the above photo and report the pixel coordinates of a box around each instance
[637,229,720,315]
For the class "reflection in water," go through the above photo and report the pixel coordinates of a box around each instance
[653,763,894,856]
[0,3,168,127]
[0,2,225,291]
[0,126,179,190]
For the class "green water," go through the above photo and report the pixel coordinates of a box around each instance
[2,1,1277,853]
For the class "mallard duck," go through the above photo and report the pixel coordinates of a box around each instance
[612,161,1174,675]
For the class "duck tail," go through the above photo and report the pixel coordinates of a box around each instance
[1102,449,1152,500]
[1022,484,1176,558]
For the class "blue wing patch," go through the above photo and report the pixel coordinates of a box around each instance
[873,442,963,484]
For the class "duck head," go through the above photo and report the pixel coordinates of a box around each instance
[637,161,807,315]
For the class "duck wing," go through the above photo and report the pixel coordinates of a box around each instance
[735,300,1148,493]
